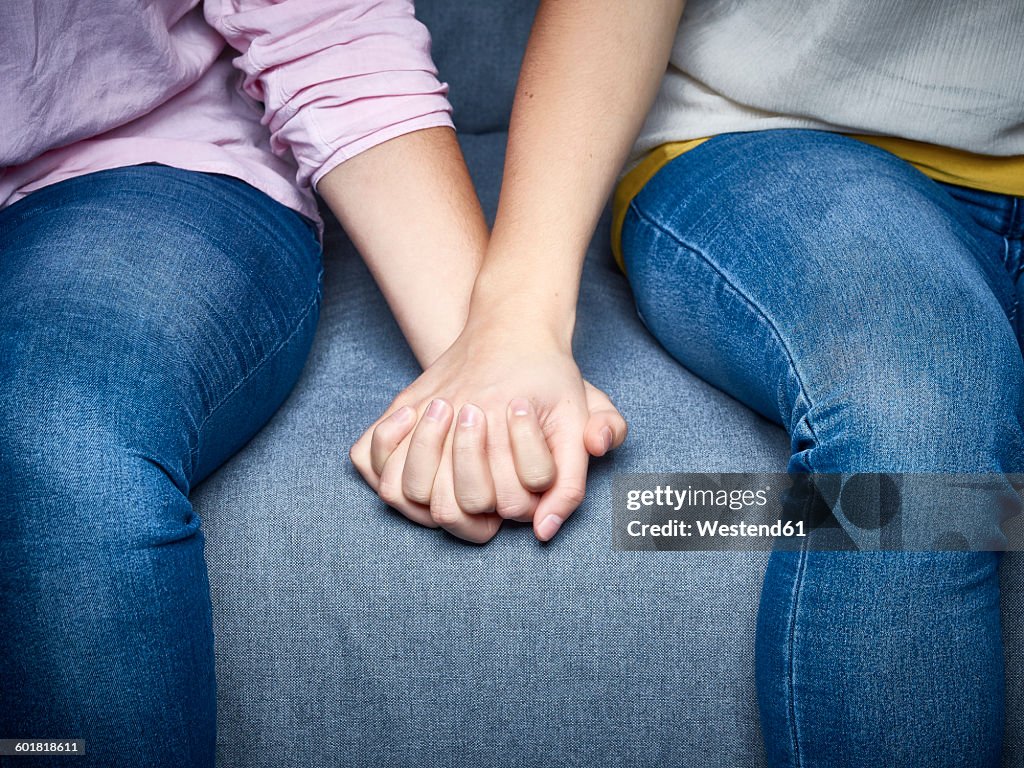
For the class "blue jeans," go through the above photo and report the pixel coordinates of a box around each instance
[621,130,1024,767]
[0,166,323,767]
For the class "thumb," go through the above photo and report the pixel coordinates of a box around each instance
[582,381,628,457]
[533,419,589,542]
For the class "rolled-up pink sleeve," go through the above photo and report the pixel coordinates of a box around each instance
[205,0,454,188]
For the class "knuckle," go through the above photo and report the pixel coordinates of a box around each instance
[520,467,556,491]
[456,491,495,515]
[429,501,461,528]
[467,523,501,545]
[495,494,534,520]
[377,477,403,506]
[403,481,431,505]
[557,483,587,508]
[498,507,532,522]
[372,422,397,444]
[349,441,365,464]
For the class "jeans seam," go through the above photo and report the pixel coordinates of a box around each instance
[188,280,322,478]
[1007,194,1022,240]
[1001,236,1021,334]
[627,200,824,459]
[786,540,810,768]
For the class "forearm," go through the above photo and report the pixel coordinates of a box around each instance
[318,126,487,367]
[470,0,685,345]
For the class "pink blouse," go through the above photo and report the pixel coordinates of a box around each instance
[0,0,454,225]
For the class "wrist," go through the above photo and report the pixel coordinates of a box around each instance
[467,269,577,351]
[408,315,470,369]
[468,245,581,346]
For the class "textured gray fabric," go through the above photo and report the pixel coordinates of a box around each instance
[416,0,539,135]
[193,1,1024,763]
[197,131,785,767]
[195,130,1024,765]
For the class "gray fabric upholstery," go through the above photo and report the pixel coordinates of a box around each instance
[417,0,539,136]
[194,2,1024,764]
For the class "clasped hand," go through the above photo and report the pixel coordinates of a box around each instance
[350,317,627,543]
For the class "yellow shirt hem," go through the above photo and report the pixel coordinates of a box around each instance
[611,135,1024,273]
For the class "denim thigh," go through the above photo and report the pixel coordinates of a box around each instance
[621,129,1024,767]
[622,130,1022,475]
[0,165,322,768]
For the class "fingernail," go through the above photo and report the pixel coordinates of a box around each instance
[392,405,415,423]
[425,399,447,421]
[509,398,531,417]
[601,426,614,454]
[537,514,563,542]
[458,404,479,428]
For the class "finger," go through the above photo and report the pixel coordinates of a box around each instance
[453,404,497,514]
[533,424,590,542]
[350,432,379,491]
[402,398,453,504]
[431,428,503,544]
[507,398,557,493]
[351,402,412,486]
[582,384,629,457]
[583,408,628,457]
[377,436,438,529]
[370,405,417,476]
[487,411,540,522]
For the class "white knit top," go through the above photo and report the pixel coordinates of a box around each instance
[631,0,1024,166]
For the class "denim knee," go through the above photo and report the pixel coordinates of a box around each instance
[0,337,200,553]
[792,306,1024,475]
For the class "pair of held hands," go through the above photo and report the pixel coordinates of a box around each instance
[349,318,628,544]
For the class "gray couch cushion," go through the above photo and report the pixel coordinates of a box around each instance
[197,130,783,766]
[194,129,1024,765]
[417,0,539,135]
[195,0,1024,761]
